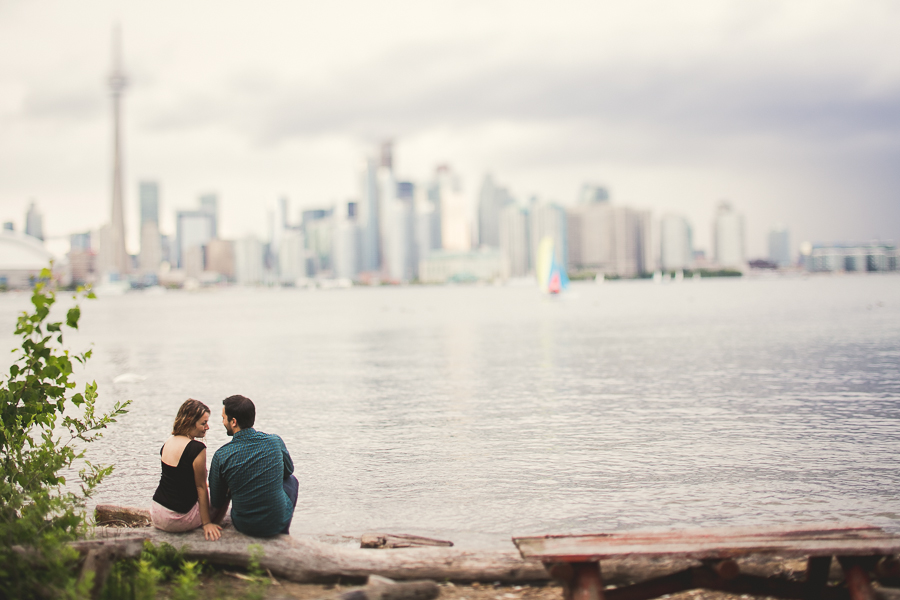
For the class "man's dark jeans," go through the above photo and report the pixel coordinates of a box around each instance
[281,474,299,534]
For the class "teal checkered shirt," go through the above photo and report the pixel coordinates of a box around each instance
[209,428,294,537]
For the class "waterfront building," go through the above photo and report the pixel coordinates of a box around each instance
[567,201,652,278]
[333,201,361,280]
[139,182,159,229]
[712,201,745,269]
[160,234,173,265]
[477,174,514,249]
[425,178,443,250]
[278,228,307,283]
[768,224,791,267]
[68,232,96,285]
[0,228,54,288]
[387,198,416,282]
[499,204,530,277]
[434,165,471,252]
[418,249,504,284]
[415,184,441,267]
[303,210,334,275]
[376,166,397,274]
[660,214,693,272]
[235,236,265,285]
[139,221,162,274]
[175,209,215,269]
[138,181,161,274]
[358,157,381,273]
[530,200,567,274]
[806,242,897,273]
[24,201,44,241]
[199,193,219,238]
[183,246,204,279]
[206,239,235,281]
[385,181,417,282]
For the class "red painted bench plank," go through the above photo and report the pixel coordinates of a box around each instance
[514,523,900,562]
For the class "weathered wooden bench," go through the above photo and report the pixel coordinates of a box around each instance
[513,523,900,600]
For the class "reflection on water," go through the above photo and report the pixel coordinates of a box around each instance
[1,276,898,544]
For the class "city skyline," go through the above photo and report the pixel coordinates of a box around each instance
[2,1,900,259]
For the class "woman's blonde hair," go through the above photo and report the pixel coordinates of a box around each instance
[172,399,210,437]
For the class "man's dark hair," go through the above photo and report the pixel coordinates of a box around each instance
[223,395,255,429]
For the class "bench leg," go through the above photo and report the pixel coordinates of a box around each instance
[572,562,606,600]
[805,555,832,599]
[552,562,605,600]
[838,556,876,600]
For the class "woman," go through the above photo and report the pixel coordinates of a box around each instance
[150,399,222,541]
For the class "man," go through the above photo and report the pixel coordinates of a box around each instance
[209,395,299,537]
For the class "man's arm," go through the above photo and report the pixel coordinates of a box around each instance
[208,450,229,511]
[278,435,294,479]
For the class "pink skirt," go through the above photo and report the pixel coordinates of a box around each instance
[150,500,202,533]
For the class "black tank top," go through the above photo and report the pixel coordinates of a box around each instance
[152,439,206,513]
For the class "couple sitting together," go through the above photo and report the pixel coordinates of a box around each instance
[149,395,299,541]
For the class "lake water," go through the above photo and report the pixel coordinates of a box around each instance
[1,274,899,547]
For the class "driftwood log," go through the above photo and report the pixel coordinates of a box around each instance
[90,526,548,584]
[78,542,145,598]
[89,506,886,588]
[94,504,151,528]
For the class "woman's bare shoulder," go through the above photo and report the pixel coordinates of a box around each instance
[161,435,191,466]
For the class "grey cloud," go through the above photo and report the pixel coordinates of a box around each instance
[133,37,900,167]
[252,52,900,150]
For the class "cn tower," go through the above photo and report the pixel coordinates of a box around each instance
[108,25,129,275]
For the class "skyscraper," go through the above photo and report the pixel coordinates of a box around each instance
[712,201,745,269]
[105,25,129,276]
[476,174,514,249]
[568,203,652,277]
[199,193,219,238]
[499,204,530,277]
[415,184,441,266]
[768,224,791,267]
[387,182,416,282]
[175,210,214,269]
[434,165,470,252]
[235,236,265,285]
[138,182,161,273]
[660,214,693,272]
[333,201,361,280]
[139,182,159,228]
[359,157,381,273]
[24,201,44,241]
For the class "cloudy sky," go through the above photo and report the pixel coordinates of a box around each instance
[1,0,898,257]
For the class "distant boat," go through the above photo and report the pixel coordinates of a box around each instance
[535,237,569,295]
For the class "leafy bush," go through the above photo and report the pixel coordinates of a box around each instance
[0,270,131,599]
[101,542,200,600]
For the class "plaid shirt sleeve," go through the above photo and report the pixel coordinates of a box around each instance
[208,448,228,509]
[278,435,294,480]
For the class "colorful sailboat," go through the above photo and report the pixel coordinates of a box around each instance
[535,236,569,294]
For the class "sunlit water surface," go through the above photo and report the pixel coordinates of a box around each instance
[1,275,898,547]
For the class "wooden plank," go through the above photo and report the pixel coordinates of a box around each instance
[513,523,900,561]
[361,534,454,549]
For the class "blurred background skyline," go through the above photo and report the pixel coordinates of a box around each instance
[1,0,899,259]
